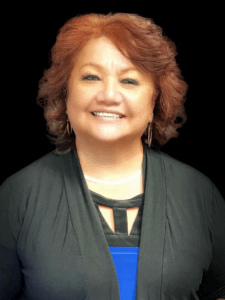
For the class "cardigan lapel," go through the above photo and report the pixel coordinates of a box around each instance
[62,142,167,300]
[62,146,120,299]
[136,144,167,299]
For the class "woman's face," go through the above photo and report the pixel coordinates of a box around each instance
[67,36,155,146]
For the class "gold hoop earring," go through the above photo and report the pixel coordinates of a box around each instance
[147,112,154,147]
[147,122,152,147]
[66,110,73,135]
[67,120,73,135]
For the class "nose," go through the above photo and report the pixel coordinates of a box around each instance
[96,77,122,103]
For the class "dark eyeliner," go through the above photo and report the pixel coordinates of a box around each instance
[81,74,139,85]
[123,78,139,85]
[82,75,99,80]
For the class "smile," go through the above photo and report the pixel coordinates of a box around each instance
[91,113,125,121]
[92,112,124,118]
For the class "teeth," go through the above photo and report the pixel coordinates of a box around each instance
[93,112,123,118]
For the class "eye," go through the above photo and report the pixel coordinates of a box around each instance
[82,75,99,81]
[81,74,139,85]
[122,78,139,85]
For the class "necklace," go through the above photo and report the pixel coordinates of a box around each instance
[84,170,142,185]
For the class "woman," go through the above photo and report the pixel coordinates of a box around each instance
[0,12,224,300]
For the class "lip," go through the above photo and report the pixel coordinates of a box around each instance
[91,111,125,117]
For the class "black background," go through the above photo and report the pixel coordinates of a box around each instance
[1,4,224,199]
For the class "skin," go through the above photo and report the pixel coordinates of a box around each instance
[67,36,156,181]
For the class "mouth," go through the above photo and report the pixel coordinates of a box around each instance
[91,112,125,121]
[91,112,125,118]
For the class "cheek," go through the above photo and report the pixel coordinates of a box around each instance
[132,95,152,113]
[67,87,85,110]
[138,89,155,110]
[73,84,96,101]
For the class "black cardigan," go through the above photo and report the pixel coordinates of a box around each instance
[1,143,225,299]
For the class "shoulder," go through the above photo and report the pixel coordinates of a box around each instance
[1,150,69,199]
[8,151,63,178]
[0,150,73,223]
[157,148,212,182]
[149,148,220,223]
[149,147,214,196]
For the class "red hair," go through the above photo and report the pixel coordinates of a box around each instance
[36,12,188,155]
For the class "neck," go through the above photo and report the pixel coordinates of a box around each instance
[75,137,144,181]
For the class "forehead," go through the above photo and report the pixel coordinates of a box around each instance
[76,37,136,70]
[72,36,155,83]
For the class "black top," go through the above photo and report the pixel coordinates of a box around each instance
[1,143,225,300]
[91,190,144,247]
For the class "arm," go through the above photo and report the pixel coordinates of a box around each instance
[0,179,24,299]
[201,183,225,300]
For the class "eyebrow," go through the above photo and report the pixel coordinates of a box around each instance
[81,63,138,74]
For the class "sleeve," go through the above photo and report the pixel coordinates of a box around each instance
[197,182,225,300]
[0,178,24,300]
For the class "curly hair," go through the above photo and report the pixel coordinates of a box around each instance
[36,12,188,155]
